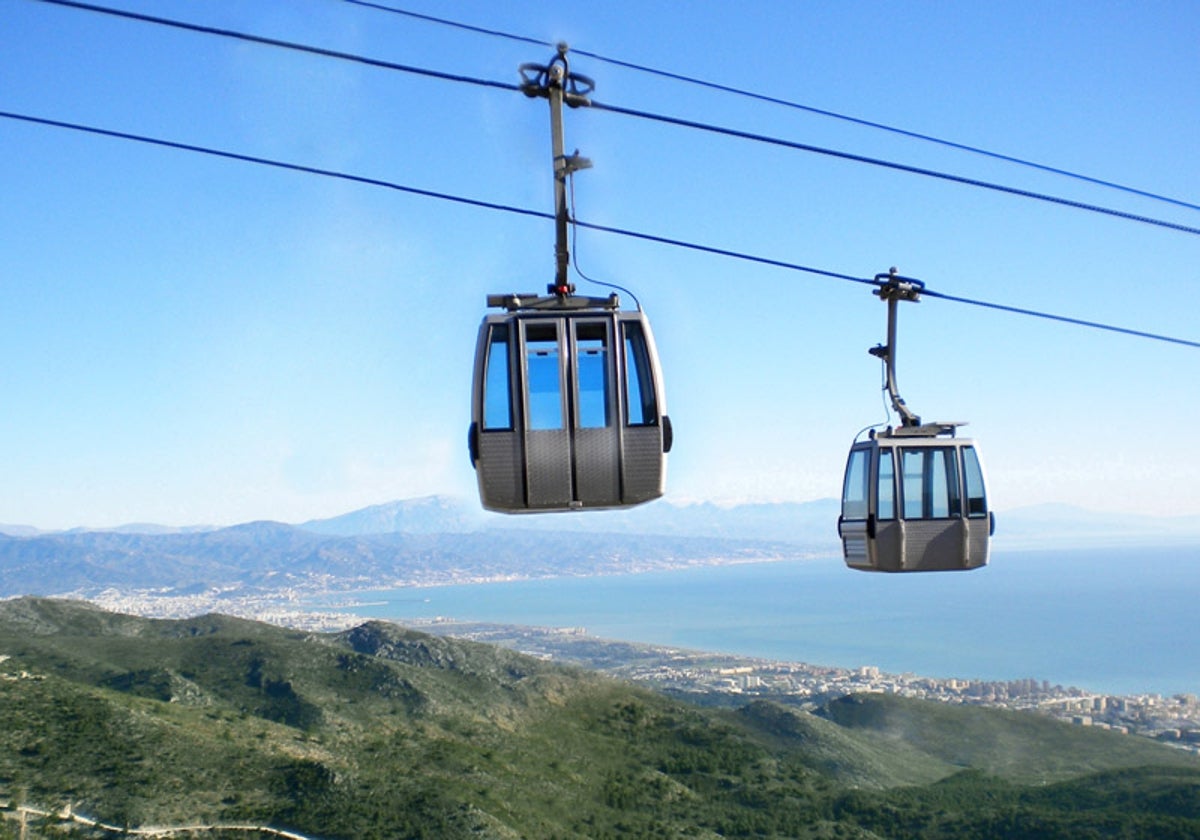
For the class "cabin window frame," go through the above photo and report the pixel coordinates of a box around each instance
[899,446,963,521]
[572,319,614,430]
[841,446,871,521]
[877,447,897,521]
[481,323,513,432]
[523,320,566,431]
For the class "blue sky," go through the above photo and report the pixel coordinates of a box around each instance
[2,0,1198,530]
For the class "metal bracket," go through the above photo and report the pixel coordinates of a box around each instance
[560,150,593,176]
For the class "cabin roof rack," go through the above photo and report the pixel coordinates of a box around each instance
[875,421,965,439]
[487,292,620,312]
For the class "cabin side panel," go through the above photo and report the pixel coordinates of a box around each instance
[478,432,525,512]
[621,426,665,504]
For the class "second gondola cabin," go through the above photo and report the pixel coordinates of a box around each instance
[469,292,671,513]
[838,424,993,572]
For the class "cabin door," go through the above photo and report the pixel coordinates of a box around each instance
[520,317,620,508]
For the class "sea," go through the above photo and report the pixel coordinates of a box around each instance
[311,544,1200,698]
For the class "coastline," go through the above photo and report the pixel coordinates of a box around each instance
[68,544,1200,700]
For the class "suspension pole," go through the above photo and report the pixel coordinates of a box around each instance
[871,269,924,427]
[519,44,594,299]
[547,60,571,293]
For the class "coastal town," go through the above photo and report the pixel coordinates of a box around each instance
[427,619,1200,756]
[625,656,1200,751]
[83,587,1200,756]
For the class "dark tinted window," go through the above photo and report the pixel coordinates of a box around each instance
[622,321,658,426]
[963,446,987,517]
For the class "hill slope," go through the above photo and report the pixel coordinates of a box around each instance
[1,597,1197,839]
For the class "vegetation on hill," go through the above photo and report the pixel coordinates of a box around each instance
[1,597,1197,839]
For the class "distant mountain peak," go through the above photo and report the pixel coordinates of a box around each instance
[298,496,485,537]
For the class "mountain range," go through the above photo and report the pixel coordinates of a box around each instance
[7,494,1200,544]
[0,515,814,600]
[3,496,1198,600]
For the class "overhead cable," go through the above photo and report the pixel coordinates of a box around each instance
[0,110,545,221]
[589,101,1200,238]
[4,109,1196,350]
[31,0,1200,238]
[574,217,1200,349]
[343,0,549,50]
[342,0,1200,214]
[917,288,1200,349]
[29,0,520,95]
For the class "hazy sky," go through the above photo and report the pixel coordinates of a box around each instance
[2,0,1198,530]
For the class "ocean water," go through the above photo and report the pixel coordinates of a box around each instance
[318,545,1200,698]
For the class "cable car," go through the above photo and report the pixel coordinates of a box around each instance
[469,291,671,512]
[839,424,992,572]
[837,271,994,572]
[468,46,671,513]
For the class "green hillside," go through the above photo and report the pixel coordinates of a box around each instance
[815,692,1189,782]
[1,597,1197,839]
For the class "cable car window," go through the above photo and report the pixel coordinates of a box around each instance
[902,448,961,519]
[963,446,987,517]
[525,322,564,431]
[622,321,658,426]
[877,447,896,520]
[841,448,870,520]
[935,448,962,518]
[575,322,611,429]
[482,324,512,431]
[901,450,924,519]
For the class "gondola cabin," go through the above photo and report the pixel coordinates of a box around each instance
[469,293,671,513]
[838,425,993,572]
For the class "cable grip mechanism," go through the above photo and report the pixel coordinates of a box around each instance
[518,43,595,107]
